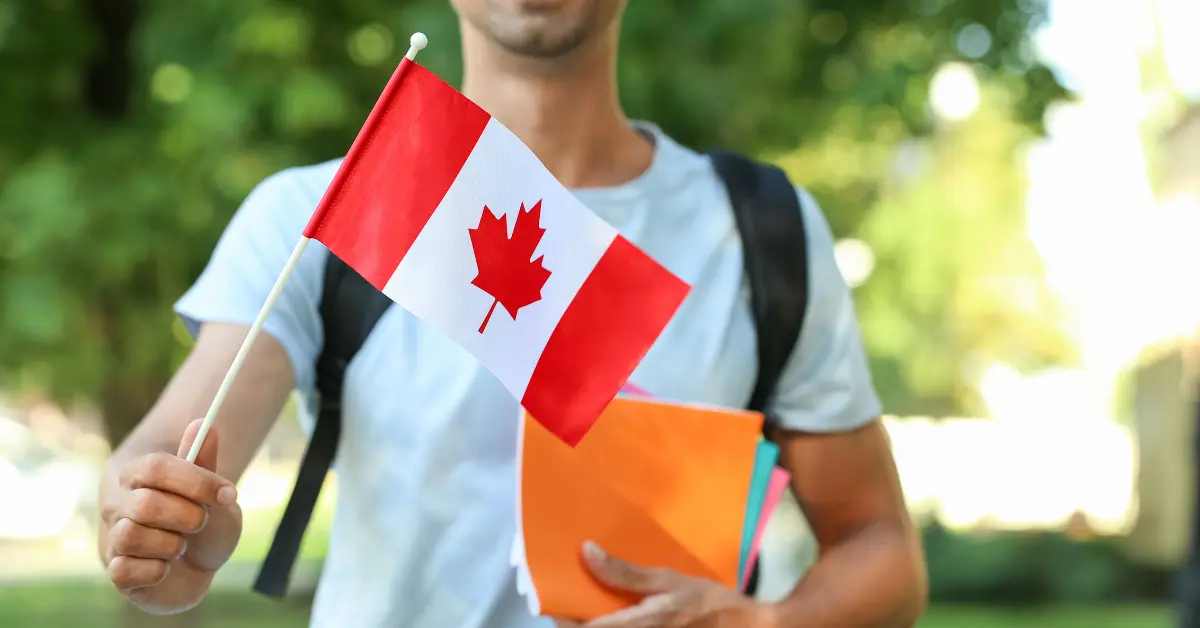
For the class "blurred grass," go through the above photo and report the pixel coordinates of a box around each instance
[0,581,311,628]
[0,582,1173,627]
[918,606,1171,627]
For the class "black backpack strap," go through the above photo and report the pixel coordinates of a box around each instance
[708,150,810,597]
[253,253,393,598]
[708,150,810,417]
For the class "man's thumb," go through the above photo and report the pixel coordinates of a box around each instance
[582,541,673,594]
[177,418,220,472]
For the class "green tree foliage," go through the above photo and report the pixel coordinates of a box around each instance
[846,94,1075,416]
[0,0,1068,444]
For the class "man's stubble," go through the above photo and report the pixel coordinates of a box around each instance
[455,0,623,60]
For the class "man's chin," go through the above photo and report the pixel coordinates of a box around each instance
[490,28,590,60]
[460,0,617,61]
[497,39,584,59]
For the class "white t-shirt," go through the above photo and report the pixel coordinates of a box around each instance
[176,123,881,628]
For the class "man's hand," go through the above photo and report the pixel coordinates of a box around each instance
[100,419,243,613]
[555,541,776,628]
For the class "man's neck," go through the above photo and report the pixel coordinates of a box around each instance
[459,28,653,189]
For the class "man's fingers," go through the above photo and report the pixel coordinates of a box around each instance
[177,418,220,472]
[119,451,236,508]
[584,594,676,628]
[120,488,209,534]
[582,541,676,594]
[109,518,188,560]
[108,556,171,591]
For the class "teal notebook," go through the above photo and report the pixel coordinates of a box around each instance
[738,440,780,577]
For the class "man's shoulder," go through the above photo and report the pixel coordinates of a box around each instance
[645,127,815,216]
[232,158,345,238]
[254,158,345,204]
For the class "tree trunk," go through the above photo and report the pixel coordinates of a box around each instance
[1124,346,1194,566]
[82,0,137,120]
[101,368,168,448]
[82,0,155,449]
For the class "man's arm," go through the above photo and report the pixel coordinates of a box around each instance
[107,323,295,480]
[99,166,325,613]
[767,421,926,628]
[759,188,923,626]
[98,323,295,612]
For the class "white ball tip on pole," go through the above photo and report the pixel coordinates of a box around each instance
[406,33,428,59]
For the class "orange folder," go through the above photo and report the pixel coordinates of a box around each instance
[514,396,763,620]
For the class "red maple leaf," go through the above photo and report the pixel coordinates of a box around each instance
[468,200,552,333]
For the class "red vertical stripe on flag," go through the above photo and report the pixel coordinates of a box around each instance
[522,237,691,445]
[303,60,492,289]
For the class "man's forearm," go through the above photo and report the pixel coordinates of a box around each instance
[769,520,927,628]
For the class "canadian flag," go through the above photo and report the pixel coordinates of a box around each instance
[302,59,691,446]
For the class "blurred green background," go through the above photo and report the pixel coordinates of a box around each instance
[3,0,1200,626]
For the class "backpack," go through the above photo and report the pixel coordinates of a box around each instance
[252,150,811,600]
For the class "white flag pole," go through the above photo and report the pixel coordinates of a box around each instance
[185,32,430,463]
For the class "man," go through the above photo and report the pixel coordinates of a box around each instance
[97,0,927,626]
